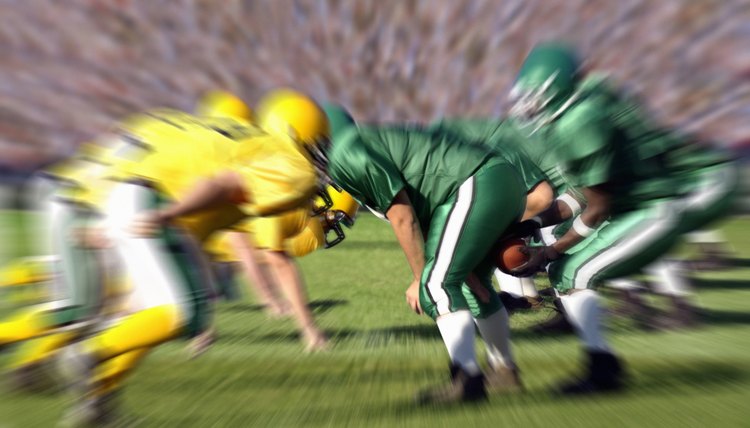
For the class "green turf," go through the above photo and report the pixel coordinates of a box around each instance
[1,213,749,427]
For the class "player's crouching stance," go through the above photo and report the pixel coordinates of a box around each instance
[323,105,525,404]
[505,43,736,394]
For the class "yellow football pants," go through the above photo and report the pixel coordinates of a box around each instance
[84,305,183,363]
[0,305,54,346]
[8,331,76,369]
[93,348,150,395]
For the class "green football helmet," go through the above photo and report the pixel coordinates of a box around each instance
[509,43,581,132]
[321,102,356,141]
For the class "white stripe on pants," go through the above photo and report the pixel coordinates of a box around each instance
[426,177,475,316]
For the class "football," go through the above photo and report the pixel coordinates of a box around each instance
[495,238,530,274]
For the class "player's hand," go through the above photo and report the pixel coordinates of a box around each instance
[405,279,422,315]
[129,210,168,238]
[503,218,542,240]
[70,226,111,249]
[466,273,491,303]
[186,326,217,359]
[510,245,561,277]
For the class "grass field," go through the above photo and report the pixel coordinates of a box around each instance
[1,212,749,427]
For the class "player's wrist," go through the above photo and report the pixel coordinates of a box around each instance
[547,245,562,260]
[156,208,175,224]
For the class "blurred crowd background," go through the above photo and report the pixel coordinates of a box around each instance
[0,0,748,173]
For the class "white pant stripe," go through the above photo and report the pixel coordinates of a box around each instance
[427,177,475,316]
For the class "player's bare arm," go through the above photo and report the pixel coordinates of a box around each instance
[385,189,426,314]
[159,170,247,221]
[510,187,605,276]
[522,180,554,220]
[505,189,584,240]
[551,185,610,253]
[131,171,246,236]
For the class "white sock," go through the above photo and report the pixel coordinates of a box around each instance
[521,277,539,298]
[646,260,692,297]
[684,229,724,244]
[606,278,646,292]
[560,290,610,353]
[495,269,524,298]
[435,310,480,375]
[474,308,515,370]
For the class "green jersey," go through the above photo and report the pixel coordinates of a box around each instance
[544,75,692,213]
[431,118,570,194]
[327,124,513,230]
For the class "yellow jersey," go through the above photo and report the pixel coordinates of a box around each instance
[229,130,318,217]
[204,213,326,263]
[104,109,318,241]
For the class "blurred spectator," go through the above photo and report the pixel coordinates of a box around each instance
[0,0,747,170]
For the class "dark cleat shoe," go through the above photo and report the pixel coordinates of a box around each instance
[690,246,733,270]
[609,288,659,330]
[416,364,487,405]
[558,351,625,395]
[9,361,63,395]
[499,292,545,313]
[62,390,123,427]
[538,287,556,298]
[531,298,574,335]
[485,365,523,394]
[525,296,545,310]
[93,390,121,426]
[652,296,701,331]
[531,312,574,335]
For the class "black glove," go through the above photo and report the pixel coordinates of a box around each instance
[510,245,561,277]
[503,219,542,240]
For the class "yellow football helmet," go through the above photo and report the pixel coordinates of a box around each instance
[255,88,330,146]
[256,89,335,207]
[195,90,254,121]
[316,186,359,248]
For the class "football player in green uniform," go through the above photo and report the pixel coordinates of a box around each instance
[506,43,738,394]
[430,118,583,311]
[323,105,534,404]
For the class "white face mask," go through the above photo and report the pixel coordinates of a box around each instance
[508,71,581,136]
[510,72,558,115]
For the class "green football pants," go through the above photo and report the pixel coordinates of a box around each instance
[677,162,739,234]
[549,198,684,293]
[419,162,526,320]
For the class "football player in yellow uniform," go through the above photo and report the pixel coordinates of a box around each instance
[225,92,353,351]
[0,91,254,392]
[64,90,329,424]
[0,141,125,393]
[204,183,358,350]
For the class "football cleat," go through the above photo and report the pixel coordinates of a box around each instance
[530,298,574,334]
[415,364,487,405]
[485,365,523,394]
[557,351,625,395]
[498,291,545,312]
